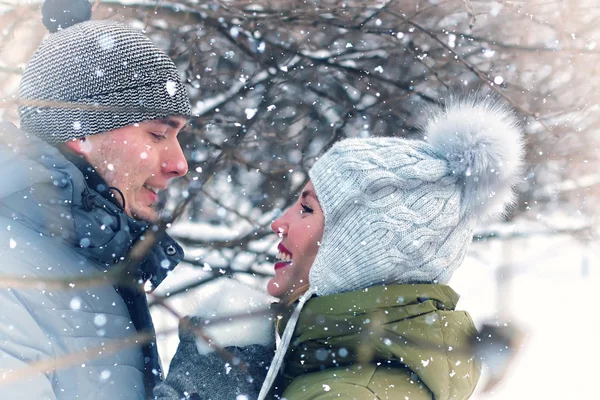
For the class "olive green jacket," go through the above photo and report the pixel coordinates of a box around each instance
[277,284,481,400]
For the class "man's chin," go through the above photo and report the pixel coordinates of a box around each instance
[129,205,160,223]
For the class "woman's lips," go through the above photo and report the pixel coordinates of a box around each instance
[275,243,293,270]
[274,261,290,270]
[278,243,292,255]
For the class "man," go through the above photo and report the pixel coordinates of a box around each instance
[0,0,191,398]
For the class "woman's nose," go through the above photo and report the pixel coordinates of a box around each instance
[271,216,288,237]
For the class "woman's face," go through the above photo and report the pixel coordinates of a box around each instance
[267,181,324,299]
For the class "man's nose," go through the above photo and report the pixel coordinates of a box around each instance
[162,141,188,178]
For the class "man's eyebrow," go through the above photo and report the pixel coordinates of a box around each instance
[155,118,187,130]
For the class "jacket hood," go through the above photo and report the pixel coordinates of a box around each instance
[0,121,183,288]
[281,284,481,400]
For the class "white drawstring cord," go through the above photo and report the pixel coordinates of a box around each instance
[257,287,316,400]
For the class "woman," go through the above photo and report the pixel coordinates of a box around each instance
[154,96,524,400]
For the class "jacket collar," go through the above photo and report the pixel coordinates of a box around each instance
[62,142,184,289]
[62,150,124,210]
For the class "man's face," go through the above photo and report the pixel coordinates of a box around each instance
[71,116,188,222]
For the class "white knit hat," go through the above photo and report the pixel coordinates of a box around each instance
[257,95,525,399]
[308,96,524,296]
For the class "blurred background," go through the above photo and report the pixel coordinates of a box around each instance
[2,0,600,398]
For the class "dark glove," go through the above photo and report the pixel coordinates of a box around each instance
[152,317,274,400]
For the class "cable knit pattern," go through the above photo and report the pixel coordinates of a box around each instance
[308,138,462,296]
[308,99,524,296]
[19,20,191,144]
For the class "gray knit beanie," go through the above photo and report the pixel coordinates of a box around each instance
[308,96,525,296]
[18,0,191,144]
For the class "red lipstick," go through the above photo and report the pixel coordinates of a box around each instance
[274,262,289,270]
[278,243,292,255]
[275,243,293,270]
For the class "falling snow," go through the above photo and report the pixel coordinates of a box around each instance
[166,80,178,97]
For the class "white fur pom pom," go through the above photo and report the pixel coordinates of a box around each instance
[423,95,525,221]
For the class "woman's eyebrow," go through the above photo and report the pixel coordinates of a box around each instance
[301,190,317,200]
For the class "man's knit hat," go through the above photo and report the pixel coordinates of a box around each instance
[257,95,525,400]
[308,96,524,296]
[18,0,191,144]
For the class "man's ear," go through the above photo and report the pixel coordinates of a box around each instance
[63,137,88,155]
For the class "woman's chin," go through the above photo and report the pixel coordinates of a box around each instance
[266,278,285,298]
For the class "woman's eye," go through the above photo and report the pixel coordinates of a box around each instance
[301,204,314,214]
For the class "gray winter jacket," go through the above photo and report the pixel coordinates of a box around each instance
[0,123,184,399]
